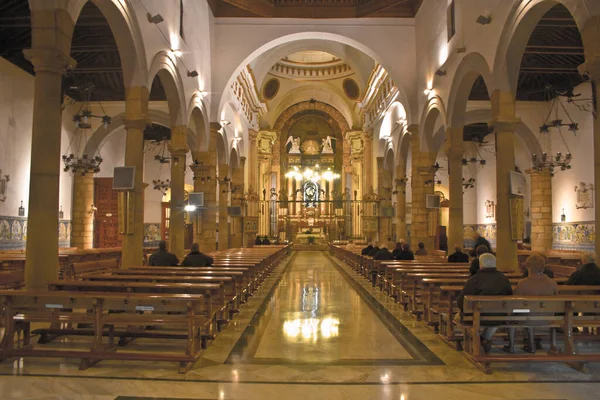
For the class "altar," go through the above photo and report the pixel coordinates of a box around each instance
[294,228,326,244]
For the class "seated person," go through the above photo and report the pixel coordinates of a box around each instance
[391,242,404,259]
[262,236,271,245]
[471,233,492,256]
[469,244,490,276]
[254,235,262,246]
[565,253,600,285]
[414,242,428,256]
[385,237,395,251]
[457,253,513,354]
[448,244,469,263]
[504,253,558,354]
[148,240,179,266]
[361,242,374,255]
[373,244,394,260]
[368,242,380,257]
[521,257,555,278]
[395,243,415,260]
[181,243,214,267]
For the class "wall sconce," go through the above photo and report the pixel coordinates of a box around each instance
[0,170,9,202]
[476,15,492,25]
[88,204,97,216]
[435,69,446,77]
[59,206,64,219]
[170,48,182,57]
[424,88,433,95]
[18,200,25,217]
[187,70,198,78]
[146,13,164,24]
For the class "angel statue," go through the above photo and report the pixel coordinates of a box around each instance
[321,136,334,154]
[285,136,301,154]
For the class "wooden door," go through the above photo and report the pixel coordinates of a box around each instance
[94,178,122,248]
[161,202,170,241]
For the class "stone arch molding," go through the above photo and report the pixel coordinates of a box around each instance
[492,0,598,94]
[148,51,188,127]
[64,0,148,88]
[419,95,448,154]
[273,101,351,134]
[188,94,210,153]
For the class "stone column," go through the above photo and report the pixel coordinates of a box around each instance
[362,132,374,191]
[229,157,245,248]
[121,87,150,268]
[23,43,76,288]
[410,126,435,250]
[395,165,407,241]
[446,126,464,251]
[218,164,230,250]
[191,150,217,252]
[168,125,187,259]
[71,174,94,249]
[247,130,258,191]
[491,90,520,271]
[529,168,553,252]
[377,157,391,242]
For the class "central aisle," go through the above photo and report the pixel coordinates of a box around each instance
[227,251,438,365]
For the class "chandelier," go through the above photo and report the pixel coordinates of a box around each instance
[62,82,108,175]
[532,89,576,176]
[285,165,340,182]
[152,179,171,195]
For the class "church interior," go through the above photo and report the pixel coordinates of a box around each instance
[1,0,600,398]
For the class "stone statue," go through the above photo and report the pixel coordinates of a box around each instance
[322,136,334,154]
[285,136,301,154]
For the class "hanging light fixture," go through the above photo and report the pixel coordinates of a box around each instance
[63,82,108,176]
[532,88,577,176]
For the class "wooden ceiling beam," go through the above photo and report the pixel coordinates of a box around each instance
[220,0,274,17]
[357,0,411,17]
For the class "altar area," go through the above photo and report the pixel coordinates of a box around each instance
[294,228,327,244]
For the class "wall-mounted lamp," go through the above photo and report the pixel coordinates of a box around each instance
[220,120,231,127]
[187,70,199,78]
[170,49,183,57]
[147,13,164,24]
[184,204,197,212]
[59,206,64,219]
[424,88,433,95]
[88,204,97,216]
[18,200,25,217]
[435,69,447,77]
[476,15,492,25]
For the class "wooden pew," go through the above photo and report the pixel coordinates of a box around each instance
[461,295,600,374]
[67,259,119,280]
[0,290,208,373]
[0,270,25,289]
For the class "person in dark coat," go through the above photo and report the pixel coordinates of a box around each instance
[368,242,380,257]
[262,236,271,245]
[457,253,513,353]
[373,244,394,260]
[396,243,415,260]
[254,235,262,245]
[391,242,404,259]
[415,242,428,256]
[448,244,469,263]
[471,233,492,256]
[469,244,490,276]
[565,253,600,285]
[181,243,214,267]
[361,243,374,255]
[148,240,179,266]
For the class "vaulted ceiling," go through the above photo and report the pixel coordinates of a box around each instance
[208,0,423,18]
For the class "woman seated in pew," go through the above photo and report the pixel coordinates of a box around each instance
[457,253,513,354]
[181,243,214,267]
[565,253,600,285]
[148,241,179,266]
[504,253,558,354]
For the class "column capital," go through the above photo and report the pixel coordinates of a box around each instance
[248,129,259,142]
[23,48,75,74]
[168,146,188,158]
[406,124,419,135]
[491,118,521,133]
[210,122,222,133]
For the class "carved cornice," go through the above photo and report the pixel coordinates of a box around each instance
[229,66,268,131]
[359,63,399,130]
[270,60,353,81]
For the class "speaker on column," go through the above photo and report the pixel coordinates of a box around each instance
[189,192,204,207]
[113,167,136,190]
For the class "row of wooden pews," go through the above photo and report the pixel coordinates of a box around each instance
[330,243,600,374]
[0,245,290,373]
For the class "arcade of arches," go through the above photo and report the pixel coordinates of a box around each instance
[1,0,600,398]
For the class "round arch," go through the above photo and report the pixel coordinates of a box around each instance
[492,0,595,95]
[273,101,351,133]
[447,53,494,128]
[230,147,240,170]
[65,0,148,87]
[395,130,411,172]
[419,95,448,154]
[218,32,414,123]
[148,51,187,127]
[188,93,210,152]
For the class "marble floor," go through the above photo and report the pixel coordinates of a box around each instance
[1,251,600,399]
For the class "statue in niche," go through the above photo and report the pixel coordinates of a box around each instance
[0,170,9,202]
[285,136,301,154]
[322,136,334,154]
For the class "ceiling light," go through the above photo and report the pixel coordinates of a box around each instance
[476,15,492,25]
[187,70,199,78]
[184,205,196,212]
[435,69,446,77]
[147,13,164,24]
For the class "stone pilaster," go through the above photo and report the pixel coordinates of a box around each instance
[229,157,245,248]
[218,164,230,250]
[23,43,76,288]
[446,126,464,252]
[377,157,392,242]
[362,132,374,192]
[71,173,94,249]
[491,90,520,271]
[247,130,258,191]
[529,168,553,252]
[121,87,150,269]
[410,126,435,250]
[168,126,187,259]
[395,165,407,241]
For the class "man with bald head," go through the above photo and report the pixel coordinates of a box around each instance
[457,253,513,353]
[565,253,600,285]
[448,244,469,263]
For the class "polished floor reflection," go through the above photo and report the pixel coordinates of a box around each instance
[227,251,439,365]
